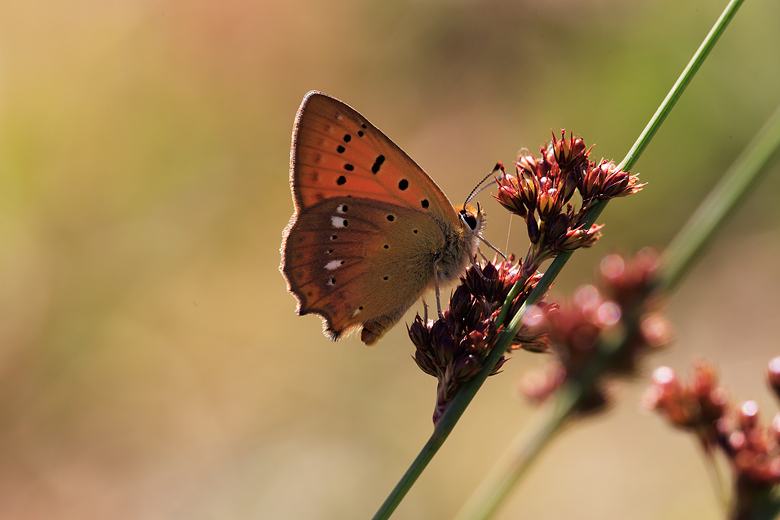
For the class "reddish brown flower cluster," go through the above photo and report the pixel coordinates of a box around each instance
[410,131,646,424]
[520,250,670,414]
[645,358,780,518]
[410,259,551,424]
[461,260,552,349]
[494,130,644,275]
[642,361,729,448]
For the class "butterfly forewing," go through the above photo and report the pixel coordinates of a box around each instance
[291,92,460,227]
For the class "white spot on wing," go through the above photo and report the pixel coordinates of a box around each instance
[336,205,347,213]
[331,216,346,227]
[325,260,343,270]
[352,308,362,317]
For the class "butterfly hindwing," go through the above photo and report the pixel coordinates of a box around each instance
[282,197,446,344]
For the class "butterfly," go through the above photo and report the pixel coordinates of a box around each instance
[280,91,485,346]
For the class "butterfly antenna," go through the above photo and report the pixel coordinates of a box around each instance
[464,163,505,206]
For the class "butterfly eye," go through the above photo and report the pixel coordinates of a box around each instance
[460,210,478,230]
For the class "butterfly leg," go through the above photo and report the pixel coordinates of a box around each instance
[422,298,429,323]
[467,253,501,283]
[478,235,507,260]
[433,264,443,318]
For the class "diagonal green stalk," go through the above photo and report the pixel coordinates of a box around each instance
[454,99,780,520]
[370,1,745,519]
[749,487,780,520]
[371,203,605,520]
[453,29,780,520]
[659,102,780,290]
[615,0,745,174]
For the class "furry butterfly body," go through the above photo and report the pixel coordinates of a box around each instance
[281,92,484,345]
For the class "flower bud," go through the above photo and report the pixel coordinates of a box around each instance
[527,216,540,244]
[738,401,760,430]
[518,170,538,210]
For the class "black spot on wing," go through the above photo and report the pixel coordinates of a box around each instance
[371,155,385,174]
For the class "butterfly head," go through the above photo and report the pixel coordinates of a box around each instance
[456,202,507,261]
[456,202,486,240]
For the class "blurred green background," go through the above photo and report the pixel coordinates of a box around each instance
[0,1,778,519]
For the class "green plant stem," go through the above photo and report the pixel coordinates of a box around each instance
[369,251,572,520]
[452,324,627,520]
[450,1,755,517]
[371,1,746,519]
[453,42,780,520]
[456,101,780,520]
[371,208,608,520]
[749,487,780,520]
[659,102,780,291]
[616,0,745,173]
[451,382,576,520]
[698,441,730,514]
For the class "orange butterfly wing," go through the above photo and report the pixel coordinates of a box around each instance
[281,92,473,345]
[289,92,460,225]
[282,197,448,345]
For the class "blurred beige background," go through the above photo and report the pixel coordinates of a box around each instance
[0,1,779,519]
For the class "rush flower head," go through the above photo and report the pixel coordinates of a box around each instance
[519,286,619,413]
[413,131,645,424]
[493,170,528,219]
[599,249,661,308]
[410,258,551,424]
[519,250,669,414]
[493,131,643,278]
[642,361,729,448]
[461,260,550,334]
[647,358,780,518]
[547,129,589,175]
[554,222,604,253]
[583,159,647,202]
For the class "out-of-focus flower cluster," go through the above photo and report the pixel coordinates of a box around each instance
[645,358,780,519]
[642,361,729,449]
[494,130,644,276]
[520,249,670,414]
[411,258,552,424]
